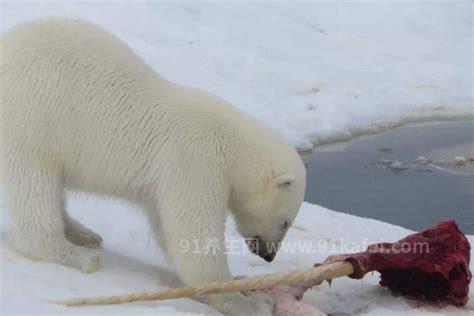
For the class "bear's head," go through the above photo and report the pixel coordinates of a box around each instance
[229,141,306,262]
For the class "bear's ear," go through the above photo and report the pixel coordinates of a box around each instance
[274,172,295,188]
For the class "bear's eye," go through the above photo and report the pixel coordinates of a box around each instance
[283,221,289,230]
[279,181,292,188]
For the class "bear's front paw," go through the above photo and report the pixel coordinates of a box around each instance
[205,292,274,316]
[245,291,276,315]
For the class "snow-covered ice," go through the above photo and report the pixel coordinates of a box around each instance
[1,196,472,315]
[1,1,472,315]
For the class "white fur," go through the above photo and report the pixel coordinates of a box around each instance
[0,18,306,315]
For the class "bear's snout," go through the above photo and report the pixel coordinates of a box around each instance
[246,236,278,262]
[261,252,276,262]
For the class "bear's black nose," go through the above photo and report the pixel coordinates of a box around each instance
[262,253,276,262]
[246,236,278,262]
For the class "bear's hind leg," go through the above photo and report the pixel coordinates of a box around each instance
[62,198,102,249]
[6,162,101,272]
[63,213,103,248]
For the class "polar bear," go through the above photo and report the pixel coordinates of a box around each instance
[0,18,306,315]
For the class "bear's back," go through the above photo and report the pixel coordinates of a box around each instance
[1,18,168,151]
[1,18,158,82]
[0,19,177,192]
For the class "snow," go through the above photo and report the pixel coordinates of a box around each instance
[1,1,472,151]
[0,1,472,315]
[1,196,473,315]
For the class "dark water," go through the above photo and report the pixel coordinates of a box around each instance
[302,121,474,234]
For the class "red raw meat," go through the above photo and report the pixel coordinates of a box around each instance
[319,221,471,306]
